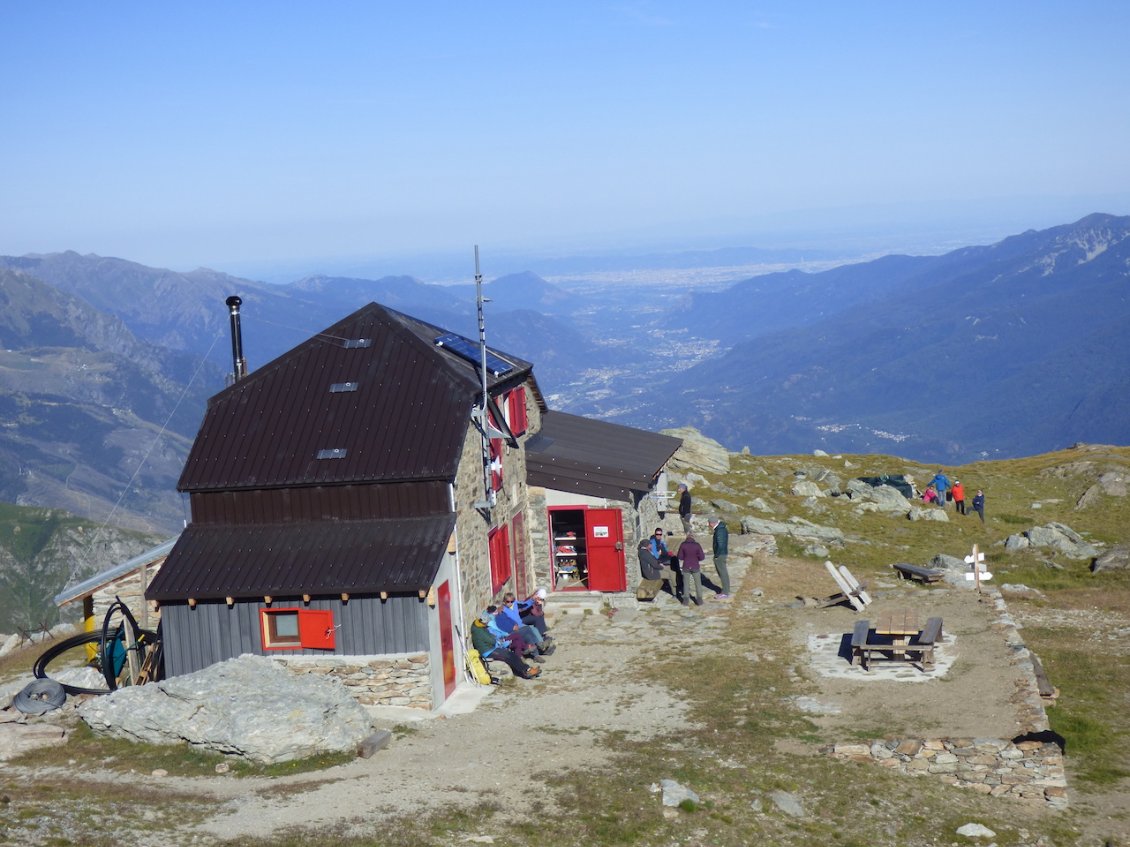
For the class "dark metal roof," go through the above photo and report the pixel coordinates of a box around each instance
[145,514,455,602]
[525,411,682,501]
[179,301,534,492]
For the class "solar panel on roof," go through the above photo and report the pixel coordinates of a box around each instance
[434,332,514,376]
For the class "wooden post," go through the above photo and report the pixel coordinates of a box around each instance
[973,544,981,594]
[123,622,140,686]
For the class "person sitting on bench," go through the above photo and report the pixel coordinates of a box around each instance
[518,587,550,638]
[638,536,676,593]
[496,593,555,654]
[471,612,540,679]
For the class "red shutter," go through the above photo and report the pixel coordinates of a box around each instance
[298,609,336,649]
[507,387,527,436]
[489,525,512,594]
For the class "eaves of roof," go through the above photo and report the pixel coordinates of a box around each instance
[145,514,456,603]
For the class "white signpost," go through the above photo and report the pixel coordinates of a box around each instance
[964,545,991,590]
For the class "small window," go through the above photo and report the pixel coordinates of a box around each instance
[260,608,336,650]
[317,448,348,460]
[329,382,358,393]
[341,338,372,349]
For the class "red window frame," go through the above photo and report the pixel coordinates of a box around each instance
[260,608,336,650]
[507,386,528,436]
[489,524,512,594]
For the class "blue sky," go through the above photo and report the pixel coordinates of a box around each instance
[4,2,1129,275]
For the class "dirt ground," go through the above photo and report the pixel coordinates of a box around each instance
[2,541,1127,845]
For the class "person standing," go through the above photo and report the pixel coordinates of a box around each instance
[929,470,950,508]
[951,479,966,515]
[972,489,985,523]
[676,532,706,606]
[677,483,692,535]
[707,516,730,599]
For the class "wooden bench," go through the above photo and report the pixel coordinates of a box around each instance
[908,617,944,667]
[850,616,944,670]
[892,563,945,583]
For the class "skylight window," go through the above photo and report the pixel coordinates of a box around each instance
[316,448,348,460]
[329,382,358,393]
[341,338,372,349]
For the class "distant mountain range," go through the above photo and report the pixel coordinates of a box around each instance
[1,213,1128,534]
[614,213,1130,460]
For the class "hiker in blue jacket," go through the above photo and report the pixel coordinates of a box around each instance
[930,471,950,508]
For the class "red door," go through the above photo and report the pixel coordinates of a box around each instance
[585,508,626,591]
[437,581,456,698]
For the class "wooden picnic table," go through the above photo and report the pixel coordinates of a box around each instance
[851,614,943,670]
[875,609,920,641]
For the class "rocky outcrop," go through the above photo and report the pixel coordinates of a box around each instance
[662,427,730,474]
[908,507,949,522]
[1075,471,1128,509]
[1004,522,1099,559]
[846,481,912,514]
[740,516,845,545]
[1091,544,1130,573]
[78,654,373,764]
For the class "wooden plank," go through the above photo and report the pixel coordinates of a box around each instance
[825,561,864,611]
[1030,653,1056,698]
[838,566,872,607]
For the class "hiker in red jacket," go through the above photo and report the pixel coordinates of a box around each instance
[952,480,966,515]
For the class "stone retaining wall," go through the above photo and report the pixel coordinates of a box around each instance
[827,736,1067,808]
[275,653,433,710]
[827,586,1068,809]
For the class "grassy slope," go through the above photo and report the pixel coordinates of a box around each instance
[1,445,1127,846]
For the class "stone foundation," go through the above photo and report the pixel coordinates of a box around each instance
[826,586,1068,808]
[274,653,433,710]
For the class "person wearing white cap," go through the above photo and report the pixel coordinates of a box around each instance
[518,587,551,640]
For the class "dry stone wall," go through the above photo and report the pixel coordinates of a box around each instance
[277,653,433,710]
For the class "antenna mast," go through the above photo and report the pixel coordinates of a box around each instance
[472,245,497,513]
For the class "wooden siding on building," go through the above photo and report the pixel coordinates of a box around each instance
[189,481,450,524]
[160,595,430,677]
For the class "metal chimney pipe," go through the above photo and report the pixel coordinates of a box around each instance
[225,295,247,382]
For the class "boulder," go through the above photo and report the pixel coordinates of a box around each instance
[1023,523,1099,559]
[740,516,845,545]
[791,480,825,498]
[662,427,730,474]
[706,498,742,515]
[1092,544,1130,574]
[748,497,774,513]
[846,480,910,513]
[908,507,949,522]
[78,654,373,764]
[1004,534,1030,551]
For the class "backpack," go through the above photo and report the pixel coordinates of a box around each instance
[467,648,493,685]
